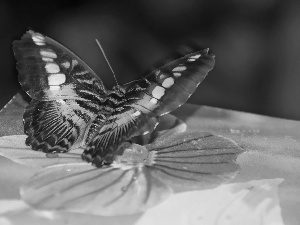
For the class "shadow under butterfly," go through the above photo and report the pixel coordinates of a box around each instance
[18,115,243,216]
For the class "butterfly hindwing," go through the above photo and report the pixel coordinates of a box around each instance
[23,99,101,152]
[82,49,215,166]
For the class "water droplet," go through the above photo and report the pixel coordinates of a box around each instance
[183,166,187,170]
[46,152,59,158]
[132,176,137,180]
[117,143,148,165]
[66,169,71,172]
[122,186,127,191]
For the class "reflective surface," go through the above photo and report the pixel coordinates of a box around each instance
[0,94,299,224]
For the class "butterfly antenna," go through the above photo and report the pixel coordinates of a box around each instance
[95,39,119,86]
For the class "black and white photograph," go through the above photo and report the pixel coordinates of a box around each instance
[0,0,299,224]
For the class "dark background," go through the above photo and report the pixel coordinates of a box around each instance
[1,0,300,120]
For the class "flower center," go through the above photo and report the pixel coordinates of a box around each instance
[114,142,149,167]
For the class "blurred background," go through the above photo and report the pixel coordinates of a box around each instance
[1,0,300,120]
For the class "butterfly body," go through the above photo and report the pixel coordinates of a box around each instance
[13,30,215,167]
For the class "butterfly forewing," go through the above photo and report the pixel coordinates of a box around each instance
[144,49,214,115]
[13,30,107,101]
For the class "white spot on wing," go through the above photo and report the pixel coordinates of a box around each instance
[61,61,70,69]
[45,63,60,73]
[40,49,57,58]
[172,66,186,72]
[32,36,45,46]
[152,86,165,99]
[45,84,79,100]
[173,72,181,78]
[162,77,174,88]
[74,71,89,76]
[42,57,54,62]
[150,98,158,104]
[32,36,43,41]
[48,73,66,85]
[72,59,78,66]
[33,40,45,45]
[188,54,201,62]
[191,54,201,59]
[132,111,141,117]
[159,73,168,80]
[49,85,60,91]
[32,34,44,40]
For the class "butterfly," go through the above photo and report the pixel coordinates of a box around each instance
[12,30,215,167]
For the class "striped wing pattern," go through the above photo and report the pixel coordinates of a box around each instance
[13,31,108,153]
[82,50,215,166]
[23,99,99,152]
[13,30,215,167]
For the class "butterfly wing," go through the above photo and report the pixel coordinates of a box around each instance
[13,31,108,152]
[13,30,107,100]
[134,48,215,116]
[82,49,215,166]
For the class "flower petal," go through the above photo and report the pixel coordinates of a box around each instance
[21,163,171,216]
[137,178,284,225]
[0,135,84,168]
[0,199,140,225]
[146,132,244,191]
[0,199,28,215]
